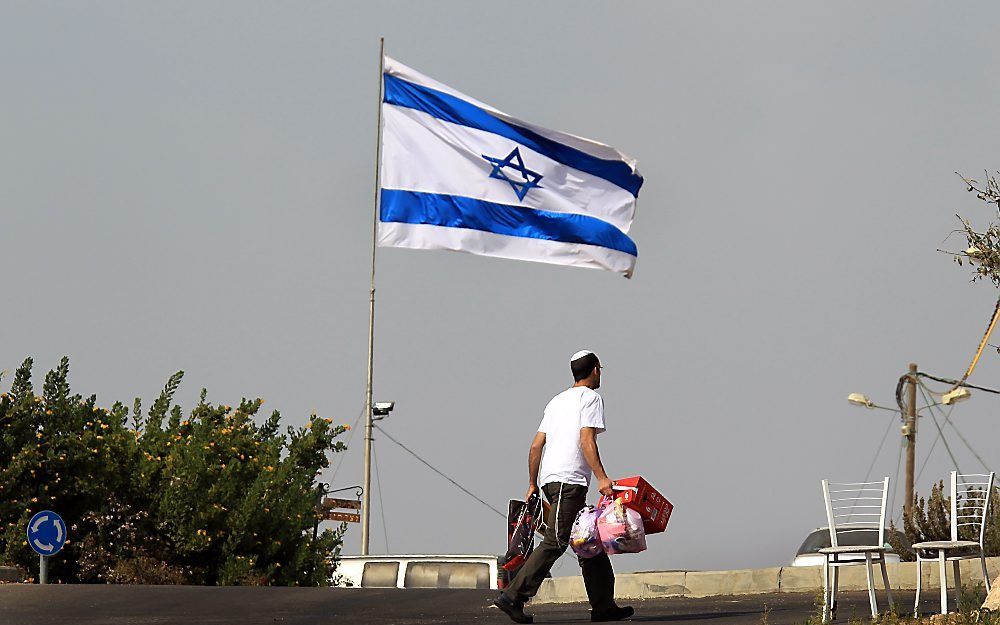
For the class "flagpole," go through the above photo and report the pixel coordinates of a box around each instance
[361,37,385,556]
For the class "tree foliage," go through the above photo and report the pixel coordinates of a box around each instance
[949,172,1000,286]
[887,481,1000,562]
[0,357,349,585]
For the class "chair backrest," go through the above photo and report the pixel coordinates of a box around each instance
[821,477,890,549]
[949,471,995,545]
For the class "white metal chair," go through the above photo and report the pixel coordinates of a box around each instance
[820,477,895,623]
[913,471,995,616]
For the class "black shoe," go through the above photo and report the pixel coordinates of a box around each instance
[591,605,634,622]
[493,594,533,624]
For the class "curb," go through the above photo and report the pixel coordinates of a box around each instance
[533,557,1000,604]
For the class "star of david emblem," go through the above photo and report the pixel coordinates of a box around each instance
[481,147,543,201]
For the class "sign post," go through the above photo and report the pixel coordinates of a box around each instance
[26,510,66,584]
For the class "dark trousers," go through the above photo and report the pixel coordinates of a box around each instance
[503,482,615,611]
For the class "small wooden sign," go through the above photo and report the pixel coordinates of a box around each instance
[325,511,361,523]
[322,497,362,511]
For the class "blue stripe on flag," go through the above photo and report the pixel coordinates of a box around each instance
[380,189,638,257]
[383,73,644,197]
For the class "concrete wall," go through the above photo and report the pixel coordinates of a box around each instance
[533,557,1000,604]
[0,566,23,583]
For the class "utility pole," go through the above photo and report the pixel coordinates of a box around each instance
[903,362,918,518]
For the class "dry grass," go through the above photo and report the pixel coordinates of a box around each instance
[761,585,999,625]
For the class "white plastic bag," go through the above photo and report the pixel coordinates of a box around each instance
[569,505,604,558]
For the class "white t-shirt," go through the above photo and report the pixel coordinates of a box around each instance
[537,386,606,487]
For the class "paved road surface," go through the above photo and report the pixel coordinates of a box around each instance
[0,585,957,624]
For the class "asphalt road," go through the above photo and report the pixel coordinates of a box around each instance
[0,585,959,625]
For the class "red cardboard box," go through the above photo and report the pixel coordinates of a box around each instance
[600,476,673,535]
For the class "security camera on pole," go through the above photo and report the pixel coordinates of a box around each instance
[361,400,394,555]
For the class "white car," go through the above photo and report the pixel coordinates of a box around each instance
[791,527,909,567]
[333,554,499,589]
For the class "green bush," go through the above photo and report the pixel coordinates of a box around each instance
[888,480,1000,562]
[0,357,348,585]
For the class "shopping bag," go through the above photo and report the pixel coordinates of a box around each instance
[569,503,605,558]
[597,497,647,555]
[501,494,543,571]
[597,476,673,535]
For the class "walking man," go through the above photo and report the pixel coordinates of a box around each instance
[494,350,633,623]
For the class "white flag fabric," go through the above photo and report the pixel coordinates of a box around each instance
[378,57,644,278]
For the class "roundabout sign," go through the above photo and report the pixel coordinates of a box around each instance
[27,510,66,556]
[26,510,66,584]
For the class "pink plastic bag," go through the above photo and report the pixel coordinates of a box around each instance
[597,498,647,555]
[569,504,604,559]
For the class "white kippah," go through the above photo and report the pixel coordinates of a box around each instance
[570,350,595,362]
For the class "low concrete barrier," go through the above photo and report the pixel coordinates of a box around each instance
[0,566,23,583]
[533,557,1000,604]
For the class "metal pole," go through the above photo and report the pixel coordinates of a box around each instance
[309,484,324,579]
[39,555,47,585]
[361,37,385,556]
[904,362,918,518]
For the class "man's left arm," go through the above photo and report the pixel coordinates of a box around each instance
[580,427,613,496]
[580,393,612,496]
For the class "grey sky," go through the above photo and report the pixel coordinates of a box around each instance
[3,2,1000,574]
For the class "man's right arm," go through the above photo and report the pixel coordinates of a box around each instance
[526,431,546,500]
[580,427,614,497]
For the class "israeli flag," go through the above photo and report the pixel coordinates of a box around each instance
[378,57,644,278]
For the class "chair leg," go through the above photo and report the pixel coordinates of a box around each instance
[982,553,992,593]
[939,550,949,614]
[832,567,839,617]
[822,555,831,624]
[953,559,962,606]
[914,557,922,617]
[865,551,878,617]
[880,556,895,610]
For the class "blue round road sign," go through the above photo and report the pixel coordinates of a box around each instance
[26,510,66,556]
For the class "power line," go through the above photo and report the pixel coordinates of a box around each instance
[918,386,963,476]
[861,413,897,487]
[373,445,389,553]
[914,401,953,484]
[928,413,963,475]
[958,295,1000,382]
[855,412,898,523]
[374,424,506,518]
[922,398,992,472]
[915,382,991,473]
[945,419,990,472]
[915,429,942,484]
[329,405,367,484]
[917,372,1000,396]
